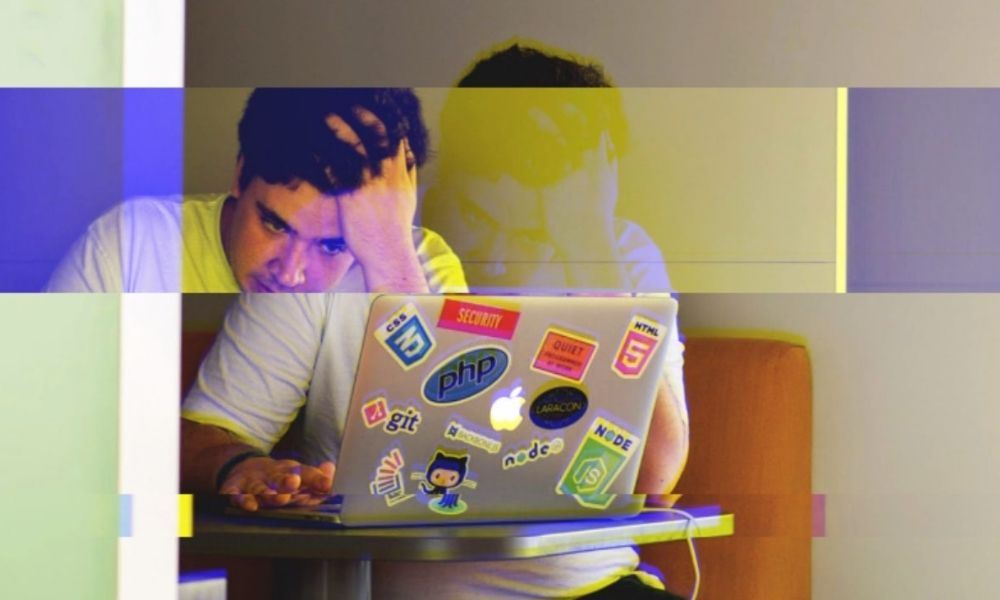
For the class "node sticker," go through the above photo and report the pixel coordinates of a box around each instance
[375,302,435,370]
[556,417,640,509]
[501,438,564,470]
[362,396,390,428]
[444,420,502,454]
[531,327,598,383]
[612,315,666,379]
[413,448,477,515]
[369,448,415,507]
[437,298,521,340]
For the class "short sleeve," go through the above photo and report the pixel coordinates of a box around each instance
[616,219,673,294]
[181,293,329,451]
[414,227,469,293]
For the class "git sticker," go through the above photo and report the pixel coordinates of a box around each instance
[362,396,390,428]
[437,298,521,340]
[556,417,640,510]
[531,327,598,383]
[612,315,666,379]
[369,448,415,507]
[375,303,435,370]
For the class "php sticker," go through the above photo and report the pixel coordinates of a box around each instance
[612,315,666,379]
[444,420,502,454]
[502,438,564,470]
[375,302,435,370]
[422,345,509,406]
[362,396,390,428]
[369,448,415,507]
[530,386,588,430]
[383,406,421,435]
[412,448,477,515]
[556,417,640,509]
[531,327,598,383]
[437,298,521,340]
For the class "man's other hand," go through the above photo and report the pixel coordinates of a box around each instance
[219,457,335,512]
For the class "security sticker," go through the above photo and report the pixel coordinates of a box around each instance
[531,327,598,383]
[612,315,666,379]
[437,298,521,340]
[444,420,502,454]
[412,448,478,515]
[369,448,415,507]
[362,396,390,428]
[383,406,421,435]
[375,302,435,370]
[556,417,640,509]
[502,438,564,470]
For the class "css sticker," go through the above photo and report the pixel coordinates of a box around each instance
[422,346,509,405]
[375,303,435,370]
[369,448,415,507]
[362,396,390,428]
[444,420,502,454]
[531,327,598,383]
[437,298,521,340]
[502,438,564,470]
[490,383,526,432]
[383,406,421,435]
[556,417,640,509]
[612,315,666,379]
[530,386,588,430]
[412,448,478,515]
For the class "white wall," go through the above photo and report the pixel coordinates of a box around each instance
[679,294,1000,599]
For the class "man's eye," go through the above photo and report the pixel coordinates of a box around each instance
[262,216,289,234]
[319,240,347,256]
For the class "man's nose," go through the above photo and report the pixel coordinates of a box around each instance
[272,240,308,289]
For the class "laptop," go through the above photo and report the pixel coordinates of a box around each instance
[231,294,678,527]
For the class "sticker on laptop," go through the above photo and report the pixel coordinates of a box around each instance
[502,437,564,470]
[530,385,588,430]
[444,419,502,454]
[556,417,640,510]
[422,345,509,406]
[612,315,667,379]
[383,405,422,435]
[412,448,478,515]
[374,302,436,370]
[437,298,521,340]
[362,395,390,428]
[531,327,598,383]
[489,381,526,432]
[369,447,415,507]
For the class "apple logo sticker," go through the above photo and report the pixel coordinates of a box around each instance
[490,384,526,431]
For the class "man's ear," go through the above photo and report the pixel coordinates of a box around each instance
[231,155,245,197]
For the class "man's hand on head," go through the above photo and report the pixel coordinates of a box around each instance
[219,457,335,512]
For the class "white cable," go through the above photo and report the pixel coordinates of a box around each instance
[643,507,702,600]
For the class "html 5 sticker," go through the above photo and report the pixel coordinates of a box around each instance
[612,315,666,379]
[437,298,520,340]
[531,327,598,383]
[374,302,435,370]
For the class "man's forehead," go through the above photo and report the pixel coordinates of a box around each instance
[256,184,342,239]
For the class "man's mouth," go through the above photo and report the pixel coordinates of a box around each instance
[251,277,277,293]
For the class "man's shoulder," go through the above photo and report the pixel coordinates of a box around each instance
[412,226,469,293]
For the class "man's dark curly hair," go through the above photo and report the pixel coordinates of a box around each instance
[457,43,614,88]
[237,88,429,195]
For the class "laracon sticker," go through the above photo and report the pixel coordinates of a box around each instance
[383,406,421,435]
[412,448,477,515]
[531,328,598,383]
[362,396,390,428]
[530,386,588,430]
[556,417,640,509]
[369,448,415,507]
[422,345,509,405]
[444,420,502,454]
[612,315,666,379]
[374,303,435,370]
[502,438,564,470]
[437,298,521,340]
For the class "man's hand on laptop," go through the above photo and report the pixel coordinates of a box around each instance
[219,457,336,512]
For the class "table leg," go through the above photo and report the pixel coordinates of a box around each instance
[273,558,372,600]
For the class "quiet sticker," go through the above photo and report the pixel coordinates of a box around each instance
[375,302,435,370]
[437,298,520,340]
[556,417,640,509]
[531,327,598,383]
[612,315,666,379]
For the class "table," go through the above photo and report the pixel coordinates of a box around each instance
[181,509,734,599]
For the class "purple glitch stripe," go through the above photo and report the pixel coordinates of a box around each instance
[812,493,826,538]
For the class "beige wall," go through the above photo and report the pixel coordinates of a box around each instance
[679,294,1000,599]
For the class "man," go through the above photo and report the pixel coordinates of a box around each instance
[46,88,465,294]
[422,41,671,294]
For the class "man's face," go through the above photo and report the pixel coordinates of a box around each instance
[223,176,355,293]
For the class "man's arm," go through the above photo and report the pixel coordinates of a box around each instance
[636,378,690,507]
